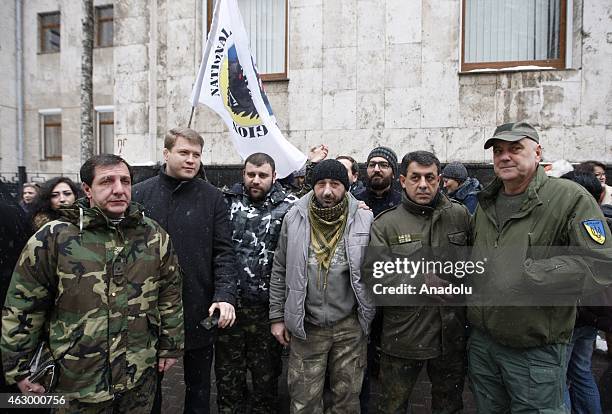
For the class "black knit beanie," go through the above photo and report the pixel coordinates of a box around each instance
[312,159,350,190]
[367,146,398,177]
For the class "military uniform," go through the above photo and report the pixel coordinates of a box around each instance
[366,192,471,414]
[468,166,612,413]
[215,182,297,413]
[1,200,184,411]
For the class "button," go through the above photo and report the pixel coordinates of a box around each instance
[111,292,116,297]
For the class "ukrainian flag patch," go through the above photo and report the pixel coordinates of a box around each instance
[583,220,606,245]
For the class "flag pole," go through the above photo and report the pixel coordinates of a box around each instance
[187,106,195,128]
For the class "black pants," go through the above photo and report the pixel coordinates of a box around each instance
[150,345,214,414]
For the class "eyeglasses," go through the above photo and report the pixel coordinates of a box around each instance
[367,161,391,170]
[595,172,606,178]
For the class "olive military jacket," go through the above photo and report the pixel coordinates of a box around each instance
[1,200,184,402]
[367,192,472,359]
[468,166,612,348]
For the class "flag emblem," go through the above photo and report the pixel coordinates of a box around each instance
[583,220,606,245]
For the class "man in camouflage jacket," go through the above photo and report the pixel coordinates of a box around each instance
[1,155,184,412]
[216,153,297,413]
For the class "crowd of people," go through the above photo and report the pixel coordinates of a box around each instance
[0,120,611,414]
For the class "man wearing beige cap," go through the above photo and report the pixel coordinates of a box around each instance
[467,121,612,413]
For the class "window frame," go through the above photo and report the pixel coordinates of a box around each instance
[39,109,62,161]
[460,0,567,72]
[94,106,114,155]
[206,0,288,81]
[39,11,61,54]
[95,5,114,48]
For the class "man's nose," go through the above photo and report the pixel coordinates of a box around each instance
[111,180,125,194]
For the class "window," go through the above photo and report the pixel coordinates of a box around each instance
[40,111,62,160]
[39,12,60,53]
[95,5,113,47]
[207,0,287,80]
[461,0,567,71]
[96,109,114,154]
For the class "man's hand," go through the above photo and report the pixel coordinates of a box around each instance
[158,357,178,372]
[357,201,371,211]
[308,144,329,163]
[17,377,45,394]
[209,302,236,328]
[271,322,291,346]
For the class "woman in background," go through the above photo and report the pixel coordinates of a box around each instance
[31,177,79,230]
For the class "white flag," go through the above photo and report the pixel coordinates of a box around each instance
[191,0,306,178]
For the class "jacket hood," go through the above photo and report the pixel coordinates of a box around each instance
[58,198,145,232]
[452,177,481,200]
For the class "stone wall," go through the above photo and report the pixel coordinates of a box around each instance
[2,0,611,178]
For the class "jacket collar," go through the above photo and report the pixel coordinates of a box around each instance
[59,198,144,232]
[401,191,449,216]
[158,164,203,191]
[226,181,289,205]
[478,165,547,222]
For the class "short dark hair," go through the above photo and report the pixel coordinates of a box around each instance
[576,161,606,174]
[244,152,275,173]
[336,155,359,174]
[400,151,441,176]
[80,154,133,186]
[560,171,603,201]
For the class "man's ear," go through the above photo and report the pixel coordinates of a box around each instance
[399,175,406,189]
[82,182,92,200]
[163,148,169,162]
[272,171,277,183]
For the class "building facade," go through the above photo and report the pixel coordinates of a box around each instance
[1,0,611,180]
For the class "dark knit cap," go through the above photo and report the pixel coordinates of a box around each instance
[312,159,350,190]
[442,162,468,183]
[368,146,398,176]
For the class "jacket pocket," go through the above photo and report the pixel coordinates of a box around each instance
[390,240,423,257]
[448,231,468,246]
[349,232,370,247]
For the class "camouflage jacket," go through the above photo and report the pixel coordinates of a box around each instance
[224,182,297,305]
[1,199,184,403]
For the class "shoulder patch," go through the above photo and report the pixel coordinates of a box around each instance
[582,220,606,245]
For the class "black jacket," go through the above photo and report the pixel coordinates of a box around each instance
[354,186,402,218]
[133,166,236,350]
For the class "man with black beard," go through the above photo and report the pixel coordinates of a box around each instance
[354,146,402,218]
[216,153,298,413]
[353,146,401,412]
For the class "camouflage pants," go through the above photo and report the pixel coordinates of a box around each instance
[287,313,366,414]
[53,368,156,414]
[376,350,465,414]
[215,305,282,414]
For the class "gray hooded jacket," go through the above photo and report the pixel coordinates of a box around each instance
[269,192,376,339]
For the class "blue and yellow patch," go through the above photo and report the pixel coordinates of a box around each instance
[582,220,606,245]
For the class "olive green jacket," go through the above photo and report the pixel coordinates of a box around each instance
[468,166,612,348]
[367,192,471,359]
